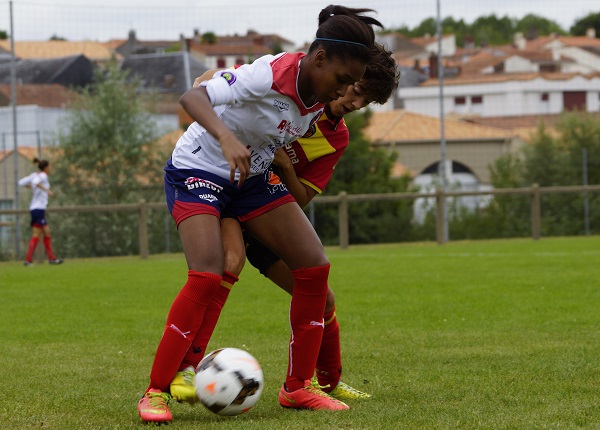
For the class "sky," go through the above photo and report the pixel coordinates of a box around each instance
[0,0,597,46]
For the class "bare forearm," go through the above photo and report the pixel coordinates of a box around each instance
[277,165,313,208]
[179,87,234,141]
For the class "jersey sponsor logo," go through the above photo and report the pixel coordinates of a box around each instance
[301,112,322,138]
[273,99,290,112]
[197,193,218,202]
[184,177,223,193]
[283,142,300,165]
[220,71,237,86]
[276,120,304,137]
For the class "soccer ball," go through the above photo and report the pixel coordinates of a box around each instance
[194,347,264,416]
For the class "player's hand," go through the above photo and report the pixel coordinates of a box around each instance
[48,190,55,197]
[193,76,203,88]
[272,148,292,171]
[220,134,251,187]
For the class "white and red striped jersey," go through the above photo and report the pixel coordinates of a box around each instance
[171,52,324,180]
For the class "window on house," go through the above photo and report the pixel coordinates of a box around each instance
[216,58,226,68]
[235,58,244,65]
[471,95,483,114]
[454,96,467,114]
[541,93,549,101]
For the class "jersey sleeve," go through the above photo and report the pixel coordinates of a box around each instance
[201,55,276,107]
[30,172,43,187]
[18,172,35,187]
[298,148,346,194]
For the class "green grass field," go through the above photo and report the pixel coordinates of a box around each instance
[1,237,599,429]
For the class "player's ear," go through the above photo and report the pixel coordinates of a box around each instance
[314,49,327,67]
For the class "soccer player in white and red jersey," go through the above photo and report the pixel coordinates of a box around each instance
[19,158,63,266]
[137,5,384,424]
[169,42,399,405]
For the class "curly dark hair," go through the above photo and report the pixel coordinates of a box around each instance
[361,43,400,105]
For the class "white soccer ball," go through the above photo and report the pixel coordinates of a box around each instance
[194,347,264,416]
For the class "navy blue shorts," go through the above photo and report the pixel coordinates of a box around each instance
[30,209,47,228]
[164,160,295,227]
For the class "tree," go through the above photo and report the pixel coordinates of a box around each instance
[51,61,171,257]
[515,14,566,39]
[313,110,416,245]
[201,32,217,44]
[0,30,7,40]
[570,12,600,37]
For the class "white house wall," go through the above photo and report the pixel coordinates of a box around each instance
[504,56,535,73]
[401,75,600,117]
[560,46,600,73]
[0,105,178,148]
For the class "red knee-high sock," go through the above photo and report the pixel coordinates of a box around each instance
[316,307,342,391]
[43,236,56,260]
[25,237,39,262]
[148,270,221,392]
[180,270,238,370]
[285,264,329,392]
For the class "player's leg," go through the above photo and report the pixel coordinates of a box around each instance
[41,224,62,264]
[171,217,245,403]
[25,211,43,265]
[244,202,347,411]
[140,166,230,423]
[259,256,369,399]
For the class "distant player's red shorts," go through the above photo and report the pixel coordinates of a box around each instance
[164,159,295,227]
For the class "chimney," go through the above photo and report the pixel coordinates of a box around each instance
[128,29,136,43]
[429,53,438,78]
[586,28,596,39]
[513,32,526,50]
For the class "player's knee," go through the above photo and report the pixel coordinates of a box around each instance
[223,249,245,277]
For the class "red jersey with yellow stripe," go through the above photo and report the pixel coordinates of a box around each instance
[281,106,348,194]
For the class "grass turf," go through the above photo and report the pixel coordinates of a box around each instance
[0,237,598,429]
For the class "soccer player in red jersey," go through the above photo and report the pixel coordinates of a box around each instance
[170,42,399,404]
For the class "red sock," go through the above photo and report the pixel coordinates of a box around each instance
[316,307,342,391]
[25,237,39,262]
[43,236,56,260]
[285,264,329,392]
[148,270,221,392]
[180,270,238,370]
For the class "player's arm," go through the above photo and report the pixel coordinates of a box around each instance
[272,148,317,208]
[193,69,221,88]
[31,176,54,196]
[179,86,250,184]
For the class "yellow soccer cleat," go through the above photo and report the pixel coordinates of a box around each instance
[170,366,197,404]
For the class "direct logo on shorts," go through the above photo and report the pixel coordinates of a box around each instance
[220,71,237,86]
[184,177,223,193]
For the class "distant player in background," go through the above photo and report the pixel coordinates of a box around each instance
[18,158,63,266]
[170,42,399,401]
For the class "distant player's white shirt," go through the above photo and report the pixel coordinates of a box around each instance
[172,52,324,180]
[29,172,50,210]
